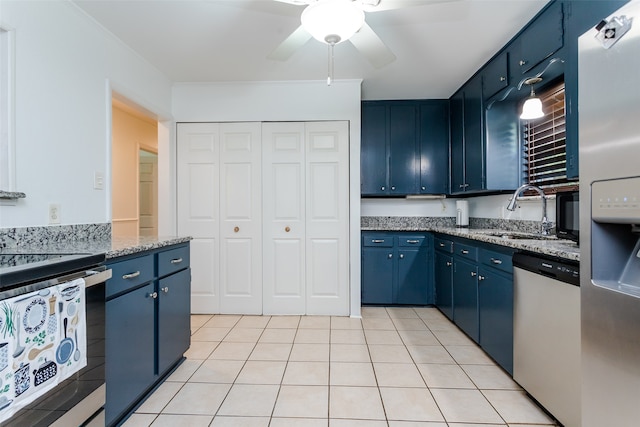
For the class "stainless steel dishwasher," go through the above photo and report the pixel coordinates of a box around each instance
[512,252,581,427]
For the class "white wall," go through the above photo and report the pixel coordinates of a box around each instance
[361,194,556,223]
[172,80,363,316]
[0,0,172,228]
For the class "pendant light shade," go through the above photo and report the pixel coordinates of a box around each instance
[301,0,365,44]
[520,77,544,120]
[520,96,544,120]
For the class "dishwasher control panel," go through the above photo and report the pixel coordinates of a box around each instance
[513,253,580,286]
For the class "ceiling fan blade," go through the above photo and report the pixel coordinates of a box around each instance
[362,0,460,12]
[273,0,313,5]
[349,22,396,68]
[267,26,313,60]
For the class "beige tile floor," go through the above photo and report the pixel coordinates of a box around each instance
[122,307,557,427]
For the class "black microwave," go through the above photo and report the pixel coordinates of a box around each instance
[556,190,579,243]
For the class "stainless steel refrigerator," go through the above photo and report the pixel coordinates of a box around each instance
[579,1,640,426]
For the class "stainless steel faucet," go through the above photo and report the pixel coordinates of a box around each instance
[507,184,554,235]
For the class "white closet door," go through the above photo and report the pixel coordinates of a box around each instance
[177,123,220,314]
[262,122,306,315]
[305,121,350,315]
[219,122,263,314]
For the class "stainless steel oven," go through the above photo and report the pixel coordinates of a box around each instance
[0,253,110,426]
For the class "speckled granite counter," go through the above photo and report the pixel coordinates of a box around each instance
[361,216,579,262]
[105,236,191,259]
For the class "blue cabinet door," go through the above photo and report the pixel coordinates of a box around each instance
[396,248,429,305]
[419,101,449,194]
[453,257,479,342]
[435,251,454,320]
[362,246,394,304]
[463,75,485,192]
[157,268,191,376]
[106,282,155,425]
[516,1,564,74]
[478,267,513,375]
[482,51,509,100]
[388,104,418,195]
[361,103,388,195]
[450,90,465,193]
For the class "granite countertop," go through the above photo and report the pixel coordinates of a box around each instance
[0,236,192,259]
[361,217,579,262]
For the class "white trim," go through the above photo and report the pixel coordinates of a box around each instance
[0,23,16,192]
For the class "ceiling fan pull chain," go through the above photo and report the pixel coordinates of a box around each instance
[327,41,335,86]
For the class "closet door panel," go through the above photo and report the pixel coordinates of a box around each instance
[177,123,220,313]
[262,123,306,314]
[219,122,262,314]
[305,121,350,315]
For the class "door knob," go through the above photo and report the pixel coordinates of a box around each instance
[161,287,169,293]
[478,275,485,281]
[446,261,452,267]
[471,271,477,277]
[234,226,240,233]
[285,226,291,232]
[399,254,404,259]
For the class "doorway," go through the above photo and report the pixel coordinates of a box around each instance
[111,98,159,238]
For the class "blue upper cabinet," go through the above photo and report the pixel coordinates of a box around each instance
[482,51,509,101]
[515,1,564,75]
[419,101,449,194]
[361,100,449,196]
[450,74,486,194]
[361,103,388,195]
[389,104,418,195]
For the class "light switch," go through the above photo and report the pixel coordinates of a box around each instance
[49,204,61,224]
[94,172,104,190]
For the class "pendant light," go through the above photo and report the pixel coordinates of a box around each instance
[520,77,544,120]
[301,0,365,85]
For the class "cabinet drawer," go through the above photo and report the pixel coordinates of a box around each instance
[158,245,190,278]
[362,235,394,247]
[434,237,454,253]
[398,235,427,247]
[106,254,154,298]
[454,242,478,261]
[479,248,513,274]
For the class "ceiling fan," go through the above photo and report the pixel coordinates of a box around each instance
[268,0,456,69]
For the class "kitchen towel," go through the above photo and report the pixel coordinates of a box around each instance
[0,278,87,423]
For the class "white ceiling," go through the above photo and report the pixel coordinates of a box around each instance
[72,0,550,100]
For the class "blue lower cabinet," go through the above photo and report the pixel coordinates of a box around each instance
[105,243,191,426]
[158,268,191,375]
[361,232,433,306]
[106,283,155,426]
[453,257,479,343]
[478,266,514,375]
[434,251,454,320]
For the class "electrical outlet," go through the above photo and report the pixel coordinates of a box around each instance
[94,172,104,190]
[49,204,61,225]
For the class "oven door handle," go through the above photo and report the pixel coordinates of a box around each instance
[84,269,112,288]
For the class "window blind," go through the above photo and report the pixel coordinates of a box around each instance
[521,82,575,191]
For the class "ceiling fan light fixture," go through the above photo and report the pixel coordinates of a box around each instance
[301,0,365,44]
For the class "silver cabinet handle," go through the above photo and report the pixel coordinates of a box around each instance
[459,184,465,188]
[446,261,452,267]
[161,287,169,293]
[471,271,477,277]
[372,239,385,243]
[499,76,506,82]
[381,186,385,191]
[519,60,526,66]
[388,254,393,259]
[170,258,183,264]
[490,258,503,265]
[399,254,405,259]
[461,250,469,255]
[391,186,396,191]
[123,271,141,280]
[147,291,158,299]
[439,243,445,247]
[478,275,485,281]
[421,186,426,191]
[406,240,420,244]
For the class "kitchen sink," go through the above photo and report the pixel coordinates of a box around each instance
[479,231,558,241]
